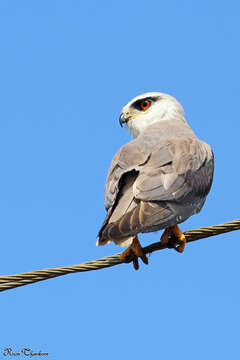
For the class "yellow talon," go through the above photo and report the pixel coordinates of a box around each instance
[161,225,186,253]
[120,236,148,270]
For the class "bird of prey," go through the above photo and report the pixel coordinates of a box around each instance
[97,92,214,269]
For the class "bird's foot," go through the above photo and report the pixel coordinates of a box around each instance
[120,236,148,270]
[160,225,186,253]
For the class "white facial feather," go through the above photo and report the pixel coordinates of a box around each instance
[121,92,185,138]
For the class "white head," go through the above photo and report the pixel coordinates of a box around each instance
[119,92,185,138]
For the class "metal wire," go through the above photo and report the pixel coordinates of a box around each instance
[0,218,239,292]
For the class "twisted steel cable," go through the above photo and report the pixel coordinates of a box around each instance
[0,218,240,292]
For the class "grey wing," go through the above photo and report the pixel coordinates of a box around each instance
[103,138,149,211]
[134,136,214,218]
[98,135,214,245]
[98,136,174,245]
[103,135,173,210]
[125,136,215,236]
[97,138,149,244]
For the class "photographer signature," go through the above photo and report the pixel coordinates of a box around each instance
[3,348,48,357]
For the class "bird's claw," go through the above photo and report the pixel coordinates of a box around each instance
[120,236,148,270]
[161,225,186,253]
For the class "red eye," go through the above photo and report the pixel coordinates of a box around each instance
[140,100,151,110]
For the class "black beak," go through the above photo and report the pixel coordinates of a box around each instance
[119,113,130,127]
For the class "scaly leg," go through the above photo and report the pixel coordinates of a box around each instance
[120,236,148,270]
[161,225,186,253]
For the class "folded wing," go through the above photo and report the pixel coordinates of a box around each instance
[98,135,214,246]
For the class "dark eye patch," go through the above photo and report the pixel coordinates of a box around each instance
[131,96,159,110]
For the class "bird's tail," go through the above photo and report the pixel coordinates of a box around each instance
[97,201,172,247]
[97,204,142,247]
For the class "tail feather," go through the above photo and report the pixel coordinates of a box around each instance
[97,201,174,247]
[97,204,141,246]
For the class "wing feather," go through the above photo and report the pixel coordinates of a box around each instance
[98,132,214,246]
[134,137,213,202]
[104,138,150,210]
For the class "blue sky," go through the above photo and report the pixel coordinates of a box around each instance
[1,1,240,359]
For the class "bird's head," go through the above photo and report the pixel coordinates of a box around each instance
[119,92,185,138]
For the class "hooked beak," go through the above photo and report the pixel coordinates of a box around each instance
[119,112,131,127]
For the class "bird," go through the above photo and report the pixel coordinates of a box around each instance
[97,92,214,270]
